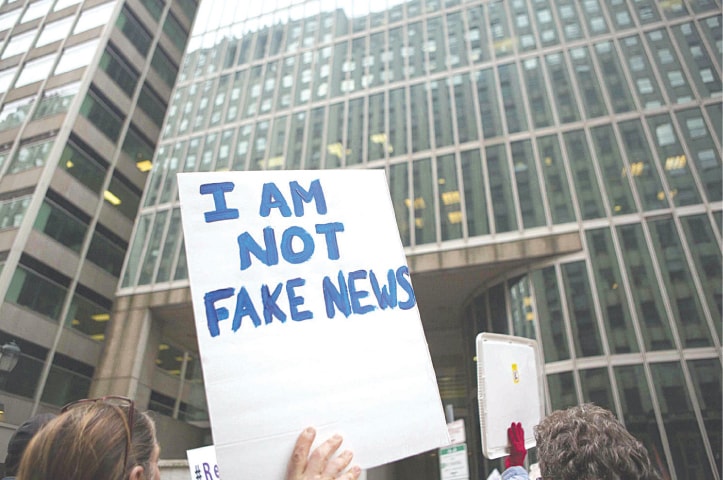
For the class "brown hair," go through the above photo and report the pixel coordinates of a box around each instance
[16,400,157,480]
[535,403,661,480]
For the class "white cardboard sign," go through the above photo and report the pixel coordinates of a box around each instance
[476,333,542,459]
[177,170,449,479]
[186,445,220,480]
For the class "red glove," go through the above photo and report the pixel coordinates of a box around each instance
[505,422,527,469]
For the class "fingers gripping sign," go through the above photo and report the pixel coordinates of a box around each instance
[287,428,362,480]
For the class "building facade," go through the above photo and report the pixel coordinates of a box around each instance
[106,0,722,478]
[8,0,720,478]
[0,0,198,462]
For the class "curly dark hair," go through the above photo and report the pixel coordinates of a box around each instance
[534,404,661,480]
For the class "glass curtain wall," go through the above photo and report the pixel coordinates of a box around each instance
[121,0,722,478]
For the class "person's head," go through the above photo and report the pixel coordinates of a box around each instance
[534,403,660,480]
[16,396,159,480]
[4,413,56,476]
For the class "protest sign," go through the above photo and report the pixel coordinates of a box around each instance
[186,445,220,480]
[476,333,543,459]
[177,170,449,479]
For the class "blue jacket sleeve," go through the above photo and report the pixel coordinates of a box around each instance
[501,465,530,480]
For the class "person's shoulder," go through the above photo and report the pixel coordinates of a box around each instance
[501,466,530,480]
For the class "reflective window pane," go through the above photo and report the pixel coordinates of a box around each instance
[536,135,575,224]
[532,266,570,362]
[346,98,364,164]
[586,228,639,353]
[389,162,410,246]
[614,365,670,477]
[522,57,553,128]
[687,359,722,476]
[579,367,614,411]
[547,371,577,411]
[647,114,702,206]
[413,158,436,245]
[562,261,604,357]
[569,47,607,118]
[498,63,527,133]
[618,119,667,211]
[486,144,517,233]
[616,223,675,350]
[680,215,722,338]
[476,68,503,139]
[510,275,535,340]
[650,362,715,479]
[461,149,489,237]
[437,154,462,241]
[564,130,605,220]
[594,41,635,114]
[511,140,545,228]
[649,217,712,348]
[591,125,636,215]
[675,108,721,202]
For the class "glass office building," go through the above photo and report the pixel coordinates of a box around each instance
[105,0,720,478]
[0,0,197,461]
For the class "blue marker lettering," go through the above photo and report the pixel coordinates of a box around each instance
[204,288,234,337]
[287,277,312,321]
[322,271,351,318]
[396,266,416,309]
[290,179,327,216]
[280,226,314,264]
[370,269,398,309]
[348,269,375,315]
[259,182,292,217]
[262,283,287,324]
[315,222,344,260]
[232,287,261,329]
[238,227,279,270]
[200,182,239,223]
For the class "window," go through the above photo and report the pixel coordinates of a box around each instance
[33,82,80,119]
[56,39,100,75]
[34,199,88,252]
[98,46,139,96]
[73,1,114,34]
[141,0,164,21]
[59,140,107,193]
[0,9,21,31]
[150,46,178,87]
[79,89,124,142]
[0,195,31,229]
[117,7,152,56]
[8,138,55,173]
[162,12,188,51]
[105,172,141,220]
[121,126,154,172]
[86,226,126,276]
[53,0,81,11]
[0,67,17,93]
[0,95,34,131]
[36,15,74,47]
[65,290,111,340]
[20,0,52,23]
[15,54,55,87]
[6,263,68,321]
[2,31,36,59]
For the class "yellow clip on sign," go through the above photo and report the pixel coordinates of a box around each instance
[512,363,520,384]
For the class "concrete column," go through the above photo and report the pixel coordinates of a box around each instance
[90,294,161,410]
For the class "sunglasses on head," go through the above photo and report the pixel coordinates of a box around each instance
[62,395,136,470]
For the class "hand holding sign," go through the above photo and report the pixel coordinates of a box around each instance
[286,428,361,480]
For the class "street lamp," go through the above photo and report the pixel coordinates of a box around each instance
[0,341,20,418]
[0,341,20,375]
